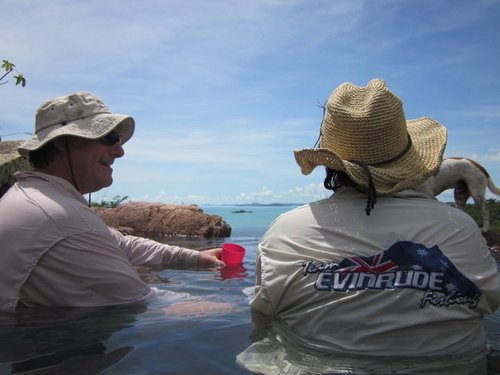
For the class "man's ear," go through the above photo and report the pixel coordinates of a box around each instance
[52,137,68,152]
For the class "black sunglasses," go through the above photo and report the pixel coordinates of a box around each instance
[99,130,121,146]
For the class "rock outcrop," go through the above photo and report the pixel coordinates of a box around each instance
[94,202,231,239]
[0,140,31,197]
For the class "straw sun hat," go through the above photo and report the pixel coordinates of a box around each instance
[294,79,447,198]
[18,92,135,157]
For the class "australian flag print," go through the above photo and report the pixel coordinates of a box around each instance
[301,241,482,309]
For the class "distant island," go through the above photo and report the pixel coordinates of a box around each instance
[204,202,304,207]
[236,203,303,207]
[232,209,252,213]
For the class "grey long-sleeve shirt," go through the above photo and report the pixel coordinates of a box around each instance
[0,171,198,313]
[251,187,500,356]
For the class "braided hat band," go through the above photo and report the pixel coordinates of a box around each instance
[294,79,447,198]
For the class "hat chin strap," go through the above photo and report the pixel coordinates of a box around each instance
[349,161,377,216]
[348,134,412,216]
[64,137,80,194]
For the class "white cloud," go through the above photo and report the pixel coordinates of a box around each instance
[484,149,500,162]
[236,186,274,202]
[2,0,500,206]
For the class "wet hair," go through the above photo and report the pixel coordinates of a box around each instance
[323,168,356,192]
[28,141,60,168]
[324,167,377,216]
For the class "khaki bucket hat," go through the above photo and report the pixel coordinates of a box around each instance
[294,79,447,195]
[18,92,135,157]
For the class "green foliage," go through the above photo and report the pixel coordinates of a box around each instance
[91,195,129,208]
[463,198,500,231]
[1,59,26,87]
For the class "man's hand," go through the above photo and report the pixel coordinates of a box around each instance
[197,248,225,266]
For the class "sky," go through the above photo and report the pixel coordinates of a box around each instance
[1,0,499,205]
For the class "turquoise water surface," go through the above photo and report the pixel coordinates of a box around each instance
[1,205,500,374]
[201,204,297,237]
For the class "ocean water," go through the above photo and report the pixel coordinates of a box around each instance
[201,204,296,238]
[0,204,500,374]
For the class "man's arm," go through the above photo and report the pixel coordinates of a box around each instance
[109,228,223,267]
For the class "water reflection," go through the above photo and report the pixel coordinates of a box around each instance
[0,305,144,374]
[236,310,500,374]
[219,265,249,280]
[1,232,499,374]
[238,334,488,375]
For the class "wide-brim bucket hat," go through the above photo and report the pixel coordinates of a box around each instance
[18,92,135,157]
[294,79,447,195]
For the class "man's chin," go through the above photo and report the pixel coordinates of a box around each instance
[90,179,113,193]
[103,178,113,188]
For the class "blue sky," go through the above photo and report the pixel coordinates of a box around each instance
[1,0,499,205]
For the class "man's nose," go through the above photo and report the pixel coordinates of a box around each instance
[111,143,125,158]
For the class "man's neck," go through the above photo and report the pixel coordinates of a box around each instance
[35,163,81,193]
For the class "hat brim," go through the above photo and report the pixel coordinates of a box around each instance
[294,117,447,194]
[18,113,135,157]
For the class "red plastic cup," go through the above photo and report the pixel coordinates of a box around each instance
[221,243,246,266]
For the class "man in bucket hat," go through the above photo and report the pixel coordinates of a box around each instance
[0,92,226,313]
[248,79,500,361]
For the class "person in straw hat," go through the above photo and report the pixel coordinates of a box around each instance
[248,79,500,359]
[0,92,229,314]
